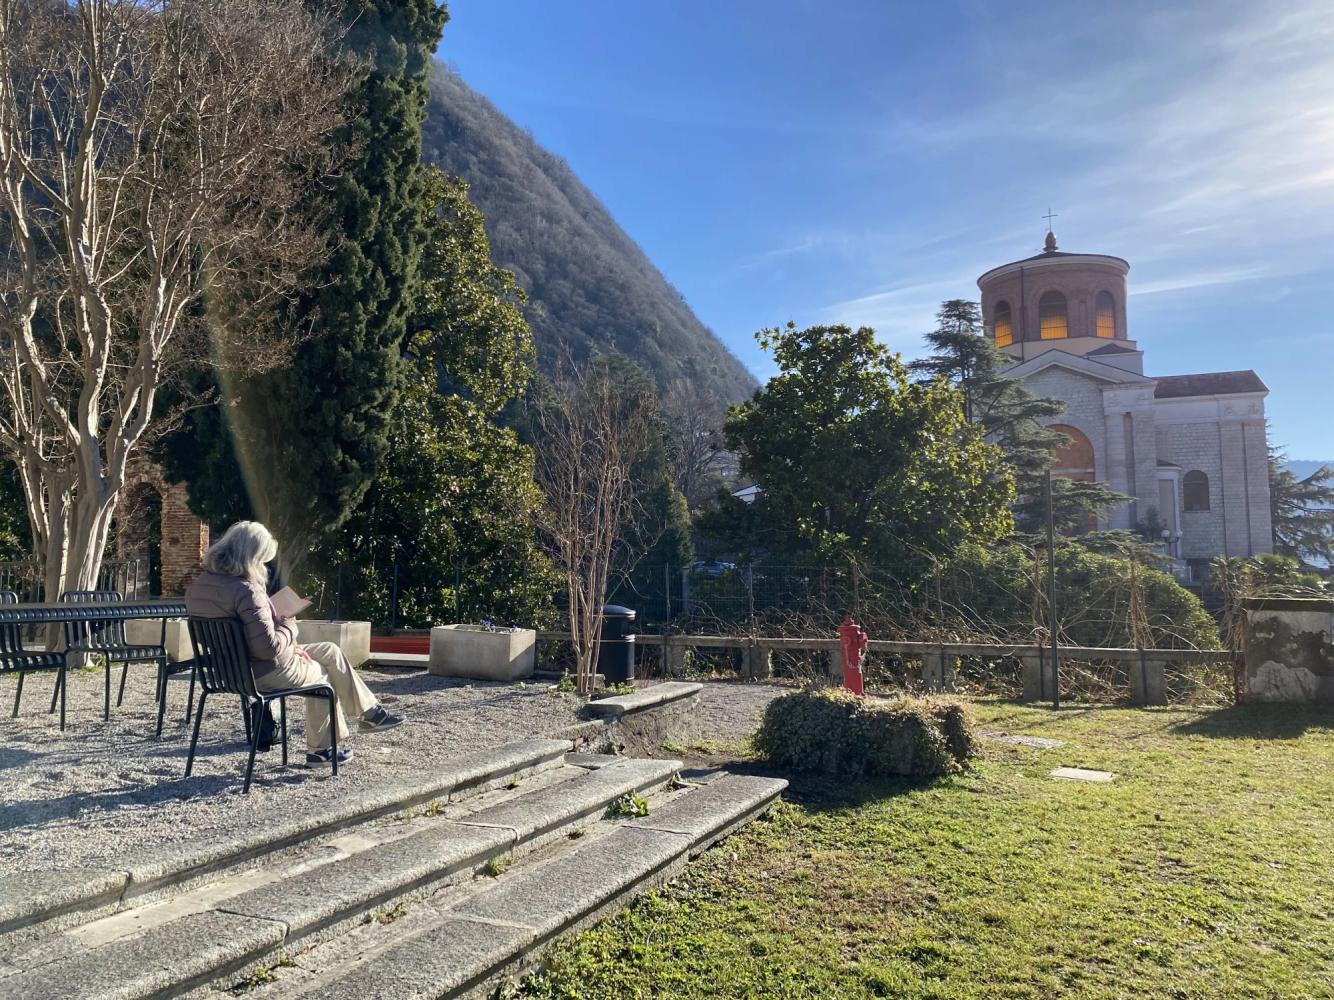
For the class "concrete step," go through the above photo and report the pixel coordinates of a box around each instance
[260,773,787,1000]
[0,737,572,945]
[0,757,683,1000]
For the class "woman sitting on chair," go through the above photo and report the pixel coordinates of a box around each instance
[185,521,403,765]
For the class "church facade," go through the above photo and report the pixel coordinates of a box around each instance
[978,232,1272,581]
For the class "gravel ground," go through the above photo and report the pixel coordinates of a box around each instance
[688,679,790,747]
[0,664,584,874]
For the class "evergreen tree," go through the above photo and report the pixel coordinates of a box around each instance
[912,299,1127,536]
[160,0,448,567]
[309,170,556,626]
[1269,446,1334,569]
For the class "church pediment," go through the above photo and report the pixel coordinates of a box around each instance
[1003,349,1154,386]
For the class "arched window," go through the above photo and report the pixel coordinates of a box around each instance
[1039,291,1068,340]
[1183,471,1210,512]
[993,300,1013,347]
[1095,291,1116,339]
[1049,424,1095,479]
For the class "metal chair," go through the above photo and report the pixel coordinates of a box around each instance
[0,591,71,730]
[59,590,187,731]
[185,617,339,794]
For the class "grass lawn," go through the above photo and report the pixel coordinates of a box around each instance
[520,701,1334,1000]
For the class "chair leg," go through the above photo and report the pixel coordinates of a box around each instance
[12,671,23,717]
[242,702,264,795]
[49,672,59,714]
[58,665,66,732]
[155,663,168,739]
[241,696,252,743]
[280,697,288,767]
[116,658,130,707]
[184,661,197,722]
[328,691,339,777]
[104,657,112,721]
[186,691,208,778]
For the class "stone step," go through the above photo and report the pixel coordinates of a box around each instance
[267,773,787,1000]
[0,738,572,945]
[584,681,703,718]
[0,757,683,1000]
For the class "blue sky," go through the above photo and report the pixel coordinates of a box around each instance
[441,0,1334,459]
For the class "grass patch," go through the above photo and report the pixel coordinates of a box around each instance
[605,793,649,819]
[521,700,1334,999]
[484,855,513,878]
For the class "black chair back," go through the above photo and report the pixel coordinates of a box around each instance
[0,592,22,657]
[60,589,128,650]
[187,617,259,700]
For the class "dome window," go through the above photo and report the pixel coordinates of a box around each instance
[994,301,1013,347]
[1096,291,1116,339]
[1039,291,1068,340]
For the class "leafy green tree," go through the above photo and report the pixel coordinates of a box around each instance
[160,0,448,564]
[309,170,555,626]
[722,322,1014,577]
[912,299,1128,537]
[1269,446,1334,568]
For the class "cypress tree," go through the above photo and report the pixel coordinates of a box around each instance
[161,0,447,567]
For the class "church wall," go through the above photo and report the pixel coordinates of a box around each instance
[1020,368,1115,522]
[1155,421,1226,560]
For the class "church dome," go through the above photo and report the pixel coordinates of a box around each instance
[977,231,1131,358]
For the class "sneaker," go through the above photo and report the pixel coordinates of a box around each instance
[359,704,406,733]
[306,746,353,767]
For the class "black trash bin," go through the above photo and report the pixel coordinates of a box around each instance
[598,605,636,684]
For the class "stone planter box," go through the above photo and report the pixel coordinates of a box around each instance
[123,618,192,662]
[429,625,535,682]
[296,620,372,668]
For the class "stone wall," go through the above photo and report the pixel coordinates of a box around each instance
[1243,597,1334,702]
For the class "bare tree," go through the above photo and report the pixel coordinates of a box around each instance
[662,379,729,509]
[0,0,353,598]
[532,361,657,694]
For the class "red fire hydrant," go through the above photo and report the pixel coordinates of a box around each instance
[838,616,868,696]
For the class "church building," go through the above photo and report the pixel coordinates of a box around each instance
[978,230,1272,581]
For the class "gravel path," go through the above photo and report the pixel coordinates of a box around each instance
[0,665,583,874]
[689,679,790,745]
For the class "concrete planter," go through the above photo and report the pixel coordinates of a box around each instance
[123,618,192,662]
[296,620,372,668]
[429,625,535,682]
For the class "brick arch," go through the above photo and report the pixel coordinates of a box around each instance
[116,459,209,596]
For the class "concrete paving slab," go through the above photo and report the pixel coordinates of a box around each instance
[585,682,703,718]
[454,759,679,841]
[218,822,512,935]
[1051,766,1115,782]
[0,909,284,1000]
[632,774,787,845]
[0,868,127,936]
[981,731,1067,749]
[288,916,535,1000]
[454,826,691,935]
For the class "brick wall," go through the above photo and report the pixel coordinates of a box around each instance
[119,459,209,597]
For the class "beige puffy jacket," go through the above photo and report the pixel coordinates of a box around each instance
[184,570,298,680]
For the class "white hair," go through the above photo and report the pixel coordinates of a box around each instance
[203,521,277,587]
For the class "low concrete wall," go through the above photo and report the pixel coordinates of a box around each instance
[297,620,371,669]
[430,625,535,682]
[1244,597,1334,703]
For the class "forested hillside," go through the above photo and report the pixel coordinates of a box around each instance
[422,65,756,404]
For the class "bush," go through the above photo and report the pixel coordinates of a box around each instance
[754,688,977,779]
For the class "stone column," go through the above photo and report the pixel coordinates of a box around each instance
[663,638,689,678]
[1129,656,1167,706]
[742,642,773,681]
[1021,653,1056,702]
[920,651,956,692]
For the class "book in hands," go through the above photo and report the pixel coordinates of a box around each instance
[270,586,312,619]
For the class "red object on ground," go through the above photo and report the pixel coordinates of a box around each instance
[370,633,429,656]
[838,617,868,696]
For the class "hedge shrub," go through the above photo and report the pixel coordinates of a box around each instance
[754,688,977,778]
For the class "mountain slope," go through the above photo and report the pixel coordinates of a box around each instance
[422,65,756,404]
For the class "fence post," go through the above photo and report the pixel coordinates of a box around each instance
[389,562,400,633]
[664,564,671,623]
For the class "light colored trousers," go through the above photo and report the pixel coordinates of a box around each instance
[258,641,377,750]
